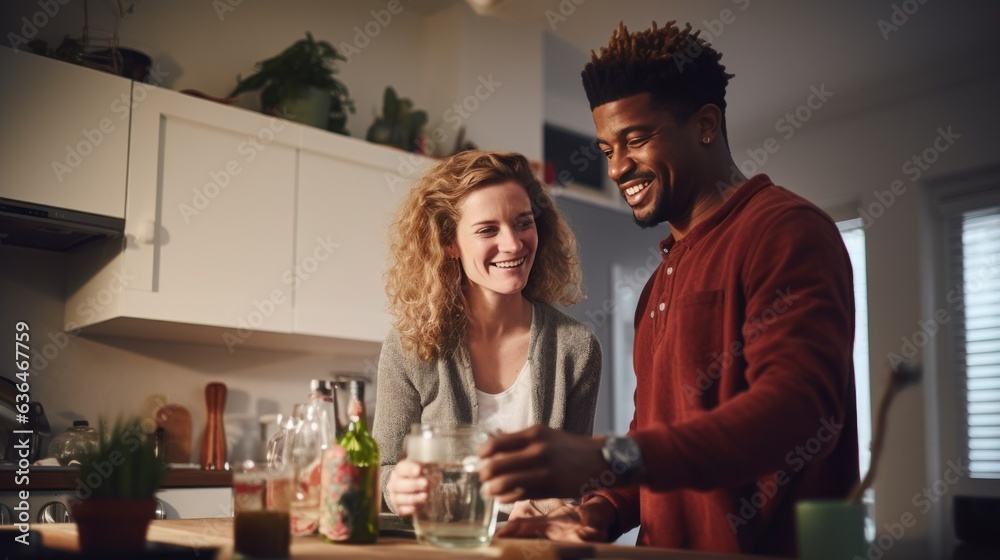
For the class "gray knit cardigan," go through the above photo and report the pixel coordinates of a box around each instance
[372,300,603,513]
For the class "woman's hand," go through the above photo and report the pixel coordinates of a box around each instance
[387,459,428,516]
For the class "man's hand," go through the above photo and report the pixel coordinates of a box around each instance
[497,498,616,542]
[478,424,608,503]
[508,498,567,521]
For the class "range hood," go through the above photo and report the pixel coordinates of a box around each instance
[0,197,125,252]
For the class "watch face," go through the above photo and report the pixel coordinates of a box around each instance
[605,437,641,473]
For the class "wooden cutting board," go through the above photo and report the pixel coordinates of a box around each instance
[155,403,192,464]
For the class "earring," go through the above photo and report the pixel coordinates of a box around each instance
[702,137,712,144]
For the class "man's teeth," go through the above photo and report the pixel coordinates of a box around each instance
[625,181,650,196]
[493,257,525,268]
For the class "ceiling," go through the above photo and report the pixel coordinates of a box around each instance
[443,0,1000,145]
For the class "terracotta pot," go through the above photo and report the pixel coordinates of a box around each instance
[71,498,157,553]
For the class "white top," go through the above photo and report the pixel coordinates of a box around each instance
[476,360,533,435]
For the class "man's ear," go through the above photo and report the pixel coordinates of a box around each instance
[694,104,723,144]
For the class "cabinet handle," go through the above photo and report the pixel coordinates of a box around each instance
[137,220,157,244]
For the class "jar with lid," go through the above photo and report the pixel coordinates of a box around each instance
[47,420,99,465]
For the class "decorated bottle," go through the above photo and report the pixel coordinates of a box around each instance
[320,379,379,544]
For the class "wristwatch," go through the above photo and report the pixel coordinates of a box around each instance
[601,436,643,485]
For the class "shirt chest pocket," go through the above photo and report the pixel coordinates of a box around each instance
[670,290,725,365]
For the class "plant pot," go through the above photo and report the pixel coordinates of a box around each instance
[71,498,157,553]
[274,86,331,130]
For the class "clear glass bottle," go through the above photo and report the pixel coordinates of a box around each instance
[320,379,379,544]
[47,420,99,466]
[287,381,339,536]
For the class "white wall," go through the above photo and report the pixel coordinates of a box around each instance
[420,3,543,159]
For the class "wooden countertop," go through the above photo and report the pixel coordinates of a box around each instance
[27,518,779,559]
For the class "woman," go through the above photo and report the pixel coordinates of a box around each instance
[373,150,601,518]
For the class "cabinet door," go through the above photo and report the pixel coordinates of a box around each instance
[0,47,129,218]
[122,86,299,331]
[294,130,423,341]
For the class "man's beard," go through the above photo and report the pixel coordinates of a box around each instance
[632,188,670,229]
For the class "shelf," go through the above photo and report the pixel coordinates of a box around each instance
[0,466,232,491]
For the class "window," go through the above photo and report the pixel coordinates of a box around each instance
[838,217,874,539]
[838,218,873,483]
[944,203,1000,479]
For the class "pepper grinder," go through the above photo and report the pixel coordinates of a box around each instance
[200,382,227,470]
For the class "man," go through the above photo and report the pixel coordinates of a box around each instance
[478,21,859,557]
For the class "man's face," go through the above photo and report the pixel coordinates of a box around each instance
[593,93,703,228]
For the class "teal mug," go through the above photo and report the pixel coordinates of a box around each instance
[796,500,868,560]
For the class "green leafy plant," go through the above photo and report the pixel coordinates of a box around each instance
[366,87,428,152]
[77,418,167,500]
[27,36,85,64]
[230,32,355,134]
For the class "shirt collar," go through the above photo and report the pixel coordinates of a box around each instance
[658,174,774,259]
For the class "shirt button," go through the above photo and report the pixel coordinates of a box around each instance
[666,267,674,275]
[659,303,665,311]
[663,248,669,254]
[650,311,655,319]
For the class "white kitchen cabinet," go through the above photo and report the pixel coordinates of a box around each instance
[65,81,424,352]
[0,47,129,218]
[293,128,429,342]
[67,85,300,334]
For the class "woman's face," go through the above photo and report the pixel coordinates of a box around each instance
[451,180,538,300]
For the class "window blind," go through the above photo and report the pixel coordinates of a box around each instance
[947,205,1000,479]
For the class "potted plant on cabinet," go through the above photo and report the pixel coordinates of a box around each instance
[70,418,168,554]
[229,31,355,134]
[366,86,428,152]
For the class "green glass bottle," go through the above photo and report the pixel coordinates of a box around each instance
[319,379,379,544]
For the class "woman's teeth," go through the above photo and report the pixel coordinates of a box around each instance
[625,181,650,196]
[493,257,525,269]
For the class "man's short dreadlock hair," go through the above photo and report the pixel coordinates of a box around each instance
[582,21,735,145]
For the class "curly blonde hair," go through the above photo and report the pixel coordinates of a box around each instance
[386,151,584,361]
